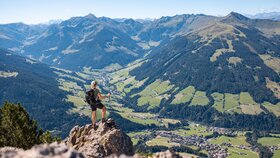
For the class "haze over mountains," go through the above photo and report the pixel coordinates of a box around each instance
[1,12,280,134]
[1,12,279,70]
[246,12,280,21]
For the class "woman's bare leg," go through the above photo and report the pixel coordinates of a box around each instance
[102,106,106,119]
[102,106,106,121]
[92,110,96,125]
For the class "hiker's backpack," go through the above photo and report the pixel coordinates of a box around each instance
[85,89,97,105]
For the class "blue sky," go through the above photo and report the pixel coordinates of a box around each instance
[0,0,279,24]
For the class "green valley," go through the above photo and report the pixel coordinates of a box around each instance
[1,10,280,158]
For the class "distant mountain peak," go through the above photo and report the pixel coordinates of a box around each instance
[226,12,249,21]
[85,13,97,19]
[124,18,135,23]
[221,12,250,24]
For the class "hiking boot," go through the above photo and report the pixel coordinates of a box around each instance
[107,118,115,127]
[92,123,98,130]
[101,118,106,123]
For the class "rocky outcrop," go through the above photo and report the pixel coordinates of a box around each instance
[0,145,181,158]
[0,119,182,158]
[0,143,84,158]
[0,147,23,158]
[64,118,134,158]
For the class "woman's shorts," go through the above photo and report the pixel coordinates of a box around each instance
[90,101,104,111]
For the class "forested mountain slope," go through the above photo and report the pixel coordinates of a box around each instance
[131,12,280,104]
[109,13,280,131]
[0,49,89,137]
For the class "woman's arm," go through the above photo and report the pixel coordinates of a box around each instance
[98,93,110,100]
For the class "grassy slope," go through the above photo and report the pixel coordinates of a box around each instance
[190,91,209,106]
[273,150,280,158]
[135,79,175,110]
[172,125,212,137]
[211,92,269,115]
[212,92,224,112]
[224,93,241,114]
[113,106,180,127]
[262,102,280,116]
[240,92,263,115]
[227,147,258,158]
[115,107,160,125]
[257,137,280,146]
[128,131,152,145]
[146,136,180,147]
[210,135,249,146]
[171,86,195,104]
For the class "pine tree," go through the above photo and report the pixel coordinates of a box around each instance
[0,102,59,149]
[39,130,61,143]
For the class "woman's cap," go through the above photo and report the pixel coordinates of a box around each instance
[91,80,98,88]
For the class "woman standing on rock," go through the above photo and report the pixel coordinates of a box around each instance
[85,80,110,129]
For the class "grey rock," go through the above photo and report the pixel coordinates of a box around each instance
[65,118,134,158]
[0,143,84,158]
[0,147,23,158]
[0,119,181,158]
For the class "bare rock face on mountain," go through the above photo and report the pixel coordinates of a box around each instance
[65,118,134,158]
[0,143,84,158]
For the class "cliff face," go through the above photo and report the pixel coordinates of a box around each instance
[64,118,134,157]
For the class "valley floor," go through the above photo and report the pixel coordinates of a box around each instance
[53,65,280,158]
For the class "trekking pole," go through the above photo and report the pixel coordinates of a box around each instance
[81,98,87,105]
[109,90,112,102]
[81,98,91,109]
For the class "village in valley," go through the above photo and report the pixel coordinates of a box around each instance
[53,64,280,158]
[129,125,280,158]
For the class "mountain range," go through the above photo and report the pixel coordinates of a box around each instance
[0,14,147,70]
[0,12,280,133]
[1,12,279,70]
